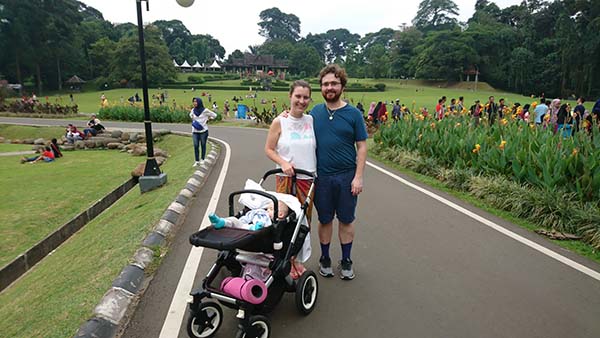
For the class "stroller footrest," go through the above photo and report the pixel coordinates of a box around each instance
[189,227,275,253]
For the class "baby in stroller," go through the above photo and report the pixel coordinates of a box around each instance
[187,169,318,338]
[208,199,290,231]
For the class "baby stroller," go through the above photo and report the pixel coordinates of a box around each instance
[187,168,318,338]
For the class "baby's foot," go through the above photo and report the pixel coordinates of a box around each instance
[208,213,226,229]
[249,221,264,231]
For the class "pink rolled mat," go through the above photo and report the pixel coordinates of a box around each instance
[221,277,267,304]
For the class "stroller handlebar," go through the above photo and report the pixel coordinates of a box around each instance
[262,168,316,181]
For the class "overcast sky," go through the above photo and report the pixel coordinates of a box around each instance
[79,0,521,57]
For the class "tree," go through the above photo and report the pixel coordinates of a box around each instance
[412,29,478,81]
[389,27,423,78]
[290,44,323,76]
[412,0,460,30]
[258,7,301,42]
[321,29,360,63]
[110,25,177,85]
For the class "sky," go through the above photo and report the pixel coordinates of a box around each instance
[79,0,522,57]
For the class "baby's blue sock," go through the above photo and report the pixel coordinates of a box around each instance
[208,213,225,229]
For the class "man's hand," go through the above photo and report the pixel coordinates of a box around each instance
[351,176,363,196]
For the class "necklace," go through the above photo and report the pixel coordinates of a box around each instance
[327,107,336,120]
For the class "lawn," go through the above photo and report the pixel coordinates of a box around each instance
[0,137,146,267]
[39,77,594,116]
[0,124,67,141]
[0,133,198,338]
[0,143,33,152]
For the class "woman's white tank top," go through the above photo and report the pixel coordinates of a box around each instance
[275,114,316,178]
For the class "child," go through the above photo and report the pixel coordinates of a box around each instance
[209,200,290,231]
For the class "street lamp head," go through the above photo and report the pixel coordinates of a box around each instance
[176,0,194,7]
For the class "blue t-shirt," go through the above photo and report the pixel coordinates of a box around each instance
[310,103,368,176]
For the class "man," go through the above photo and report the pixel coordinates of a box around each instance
[486,96,498,125]
[311,64,368,280]
[534,99,549,126]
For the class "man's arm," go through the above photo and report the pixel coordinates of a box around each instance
[352,140,367,196]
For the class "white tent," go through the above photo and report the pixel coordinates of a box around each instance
[173,59,180,67]
[209,60,221,69]
[192,61,202,69]
[180,60,192,68]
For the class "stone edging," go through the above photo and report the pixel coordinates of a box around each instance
[73,138,220,338]
[0,177,138,291]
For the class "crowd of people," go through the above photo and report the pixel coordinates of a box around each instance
[362,93,600,138]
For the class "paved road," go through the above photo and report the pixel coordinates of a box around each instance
[3,117,600,338]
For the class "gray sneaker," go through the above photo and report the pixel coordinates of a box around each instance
[339,258,355,280]
[319,256,334,278]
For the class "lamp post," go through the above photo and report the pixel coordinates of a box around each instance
[136,0,193,192]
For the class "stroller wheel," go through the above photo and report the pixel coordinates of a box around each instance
[235,315,271,338]
[186,301,223,338]
[295,271,318,315]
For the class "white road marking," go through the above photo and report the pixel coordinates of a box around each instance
[159,137,231,338]
[367,161,600,282]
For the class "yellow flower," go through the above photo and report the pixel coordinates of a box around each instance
[572,148,578,156]
[544,114,551,121]
[500,118,508,126]
[418,133,423,140]
[455,122,461,127]
[499,140,507,150]
[430,122,436,129]
[472,144,481,153]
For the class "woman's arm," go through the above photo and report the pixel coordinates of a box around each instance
[264,117,294,175]
[204,108,218,119]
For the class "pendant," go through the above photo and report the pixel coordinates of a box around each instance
[329,116,333,120]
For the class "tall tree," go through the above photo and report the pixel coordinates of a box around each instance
[258,7,301,42]
[412,29,478,81]
[412,0,460,30]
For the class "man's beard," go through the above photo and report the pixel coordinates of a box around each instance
[323,90,342,103]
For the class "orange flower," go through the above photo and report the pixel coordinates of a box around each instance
[498,140,507,150]
[430,122,436,129]
[572,148,578,156]
[472,144,481,153]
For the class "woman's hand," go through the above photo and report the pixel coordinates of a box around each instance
[281,161,295,176]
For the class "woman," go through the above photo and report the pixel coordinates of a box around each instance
[190,97,217,167]
[265,80,316,279]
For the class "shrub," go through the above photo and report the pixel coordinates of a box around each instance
[98,102,221,123]
[374,83,386,91]
[188,75,205,84]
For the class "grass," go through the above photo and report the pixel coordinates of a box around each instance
[0,143,33,152]
[0,134,198,338]
[366,138,600,265]
[0,124,67,141]
[0,145,145,267]
[28,77,595,117]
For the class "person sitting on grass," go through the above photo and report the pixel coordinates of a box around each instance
[49,138,63,158]
[21,146,55,164]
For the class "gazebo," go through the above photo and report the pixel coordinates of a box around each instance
[179,60,192,72]
[192,61,203,71]
[208,60,221,70]
[65,75,86,91]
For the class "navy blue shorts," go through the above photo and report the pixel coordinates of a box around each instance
[314,170,357,224]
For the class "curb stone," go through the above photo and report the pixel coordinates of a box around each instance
[74,139,220,338]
